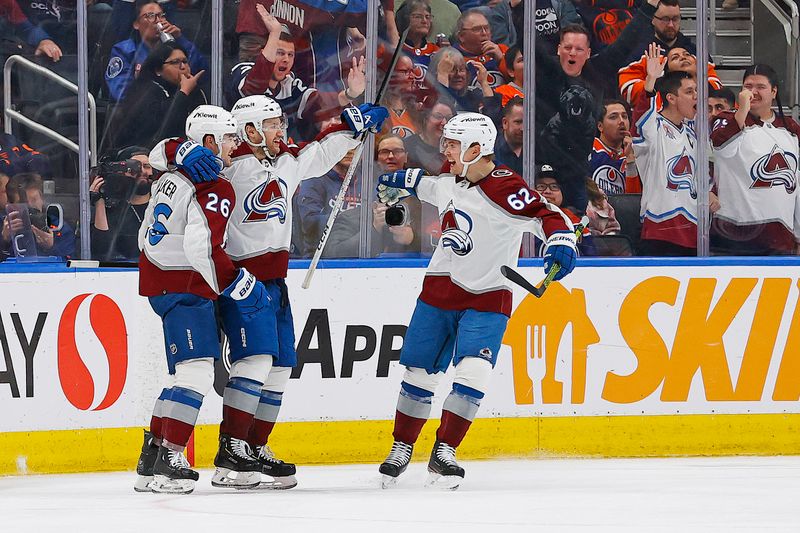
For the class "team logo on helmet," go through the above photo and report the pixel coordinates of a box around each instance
[440,201,474,256]
[243,178,288,223]
[750,144,797,193]
[666,148,697,199]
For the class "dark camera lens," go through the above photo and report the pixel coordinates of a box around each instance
[28,207,48,231]
[385,204,408,226]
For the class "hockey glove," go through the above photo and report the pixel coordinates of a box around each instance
[543,231,578,281]
[376,168,423,205]
[222,268,269,316]
[175,140,222,184]
[341,103,389,137]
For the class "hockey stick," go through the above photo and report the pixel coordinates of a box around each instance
[501,216,590,298]
[302,28,411,289]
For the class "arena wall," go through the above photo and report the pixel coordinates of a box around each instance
[2,259,800,475]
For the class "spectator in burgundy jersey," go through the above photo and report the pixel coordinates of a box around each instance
[404,100,454,174]
[711,64,800,255]
[225,5,366,141]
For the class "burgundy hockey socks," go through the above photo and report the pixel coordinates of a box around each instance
[160,386,204,449]
[436,383,484,448]
[247,389,283,446]
[220,377,263,439]
[393,381,434,444]
[149,387,171,442]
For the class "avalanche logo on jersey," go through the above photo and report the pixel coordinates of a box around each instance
[440,201,474,256]
[666,148,697,199]
[750,144,798,193]
[242,178,288,223]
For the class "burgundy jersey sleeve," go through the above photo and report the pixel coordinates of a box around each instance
[710,111,743,148]
[478,166,573,237]
[186,179,238,293]
[241,54,276,96]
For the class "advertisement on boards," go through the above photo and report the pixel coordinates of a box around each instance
[1,265,799,434]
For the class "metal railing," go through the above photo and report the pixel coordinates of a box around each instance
[3,54,98,166]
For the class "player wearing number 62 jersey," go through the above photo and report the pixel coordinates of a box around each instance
[374,113,575,490]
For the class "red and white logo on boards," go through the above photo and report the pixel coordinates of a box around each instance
[57,294,128,411]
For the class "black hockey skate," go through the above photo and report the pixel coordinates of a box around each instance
[426,440,464,490]
[211,434,262,489]
[245,444,298,490]
[151,445,199,494]
[133,430,159,493]
[379,440,413,489]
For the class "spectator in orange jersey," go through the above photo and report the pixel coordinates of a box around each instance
[494,45,523,106]
[384,54,420,139]
[452,9,509,89]
[619,45,722,111]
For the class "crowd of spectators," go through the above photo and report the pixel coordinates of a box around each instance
[1,0,799,262]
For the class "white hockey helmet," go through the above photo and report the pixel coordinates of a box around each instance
[185,105,238,155]
[440,112,497,177]
[231,95,287,155]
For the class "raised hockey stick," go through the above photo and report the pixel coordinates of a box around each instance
[501,216,590,298]
[302,27,411,289]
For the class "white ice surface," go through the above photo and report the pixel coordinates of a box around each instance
[1,456,799,533]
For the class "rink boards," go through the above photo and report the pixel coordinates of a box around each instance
[2,259,800,474]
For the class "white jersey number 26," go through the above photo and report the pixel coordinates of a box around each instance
[205,193,231,218]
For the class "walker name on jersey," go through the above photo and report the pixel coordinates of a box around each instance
[271,0,305,28]
[750,144,798,193]
[243,178,288,223]
[440,201,474,256]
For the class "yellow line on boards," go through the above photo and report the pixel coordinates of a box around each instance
[3,414,800,476]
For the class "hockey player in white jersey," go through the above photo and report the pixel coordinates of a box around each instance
[375,113,577,489]
[150,95,388,488]
[135,105,273,494]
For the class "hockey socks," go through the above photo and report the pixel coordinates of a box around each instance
[149,387,171,443]
[161,386,204,449]
[436,383,483,448]
[220,377,263,439]
[247,389,282,446]
[393,381,434,444]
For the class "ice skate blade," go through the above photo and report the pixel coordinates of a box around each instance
[424,472,461,490]
[242,475,298,490]
[381,474,399,489]
[133,475,154,493]
[211,468,261,488]
[151,475,195,494]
